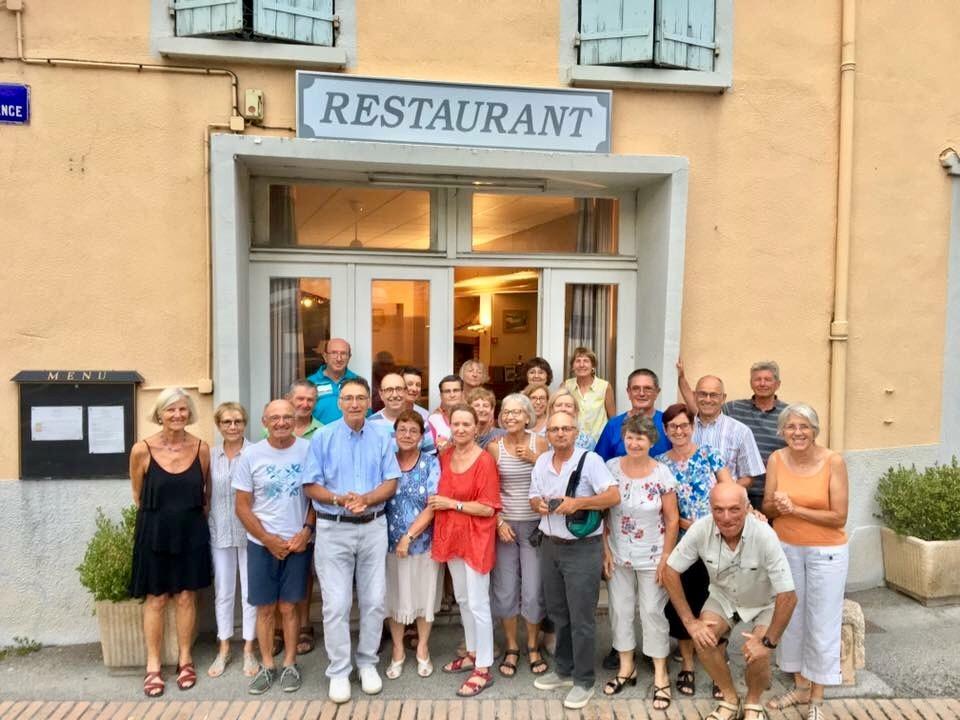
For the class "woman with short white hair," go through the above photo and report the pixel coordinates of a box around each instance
[763,403,849,720]
[129,387,212,697]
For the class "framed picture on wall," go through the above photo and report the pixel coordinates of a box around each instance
[503,366,517,382]
[502,309,529,334]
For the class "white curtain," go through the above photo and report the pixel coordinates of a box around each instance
[566,199,617,381]
[270,278,303,399]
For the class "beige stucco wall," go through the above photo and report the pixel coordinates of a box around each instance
[0,1,956,479]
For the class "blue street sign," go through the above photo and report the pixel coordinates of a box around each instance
[0,83,30,125]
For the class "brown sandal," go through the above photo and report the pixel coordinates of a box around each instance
[176,662,197,691]
[143,671,165,698]
[456,668,495,697]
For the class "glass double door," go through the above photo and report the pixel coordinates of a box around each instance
[249,261,636,419]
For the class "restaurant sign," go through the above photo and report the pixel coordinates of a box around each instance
[297,72,611,153]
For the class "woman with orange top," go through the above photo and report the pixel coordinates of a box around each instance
[429,404,502,697]
[762,403,849,720]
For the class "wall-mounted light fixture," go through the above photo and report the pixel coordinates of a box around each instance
[368,172,547,192]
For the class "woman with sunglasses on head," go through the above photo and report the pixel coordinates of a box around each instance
[654,403,733,700]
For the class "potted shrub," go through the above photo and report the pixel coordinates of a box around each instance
[875,458,960,605]
[77,506,179,668]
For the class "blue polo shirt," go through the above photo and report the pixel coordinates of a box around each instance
[368,410,437,455]
[306,365,360,424]
[594,410,672,461]
[302,418,402,516]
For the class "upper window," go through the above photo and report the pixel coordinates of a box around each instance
[565,0,731,92]
[472,195,618,254]
[579,0,715,71]
[173,0,336,45]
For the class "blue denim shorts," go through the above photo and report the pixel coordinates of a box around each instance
[246,540,310,606]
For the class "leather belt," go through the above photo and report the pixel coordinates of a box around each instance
[546,534,601,545]
[316,510,385,524]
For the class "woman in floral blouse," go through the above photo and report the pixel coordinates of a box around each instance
[385,410,442,680]
[602,414,679,708]
[655,403,733,699]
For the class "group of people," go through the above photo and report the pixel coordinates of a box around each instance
[127,339,849,720]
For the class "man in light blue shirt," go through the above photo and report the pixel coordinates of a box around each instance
[302,376,401,704]
[368,372,436,455]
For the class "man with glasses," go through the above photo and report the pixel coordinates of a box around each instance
[307,338,361,424]
[722,362,788,510]
[529,412,620,709]
[662,483,797,720]
[595,368,672,462]
[302,377,401,704]
[427,374,464,452]
[677,367,764,490]
[234,399,315,695]
[369,373,436,454]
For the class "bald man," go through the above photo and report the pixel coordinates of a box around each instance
[676,365,764,489]
[662,484,797,720]
[234,399,315,695]
[307,338,362,424]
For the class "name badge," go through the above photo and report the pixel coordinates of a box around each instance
[317,384,333,395]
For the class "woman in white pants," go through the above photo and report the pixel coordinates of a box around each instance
[602,414,679,710]
[763,403,849,720]
[429,404,502,697]
[207,402,258,678]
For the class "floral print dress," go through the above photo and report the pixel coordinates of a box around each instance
[386,452,440,555]
[606,458,678,571]
[654,445,725,523]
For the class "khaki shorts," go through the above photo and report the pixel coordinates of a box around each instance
[701,595,774,634]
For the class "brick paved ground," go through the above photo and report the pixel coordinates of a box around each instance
[1,697,959,720]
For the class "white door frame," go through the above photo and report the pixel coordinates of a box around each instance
[248,261,349,422]
[354,265,453,411]
[543,268,637,414]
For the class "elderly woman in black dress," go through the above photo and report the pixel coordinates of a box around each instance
[129,387,213,697]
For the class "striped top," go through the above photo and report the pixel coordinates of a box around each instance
[495,432,539,521]
[723,397,788,496]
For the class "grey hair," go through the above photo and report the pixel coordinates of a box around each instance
[287,378,317,396]
[777,402,820,438]
[150,387,198,425]
[499,393,536,429]
[750,361,781,382]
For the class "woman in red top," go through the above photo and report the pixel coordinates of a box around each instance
[430,404,502,697]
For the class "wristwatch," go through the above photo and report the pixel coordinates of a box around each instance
[406,533,416,543]
[456,502,464,512]
[761,636,778,649]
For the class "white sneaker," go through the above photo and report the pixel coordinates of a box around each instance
[328,676,351,704]
[359,665,383,695]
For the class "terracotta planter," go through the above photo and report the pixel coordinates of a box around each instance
[95,599,181,668]
[880,526,960,606]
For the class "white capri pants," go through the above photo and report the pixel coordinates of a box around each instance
[607,563,670,659]
[211,545,257,641]
[777,542,849,686]
[447,558,495,668]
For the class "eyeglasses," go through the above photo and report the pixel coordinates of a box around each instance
[325,350,350,358]
[219,419,245,426]
[380,386,405,395]
[666,422,692,432]
[395,427,422,436]
[501,409,525,417]
[546,426,577,434]
[783,424,812,433]
[695,391,723,401]
[340,395,369,404]
[629,386,657,395]
[266,414,294,423]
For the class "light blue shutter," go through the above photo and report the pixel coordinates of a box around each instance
[655,0,716,71]
[253,0,335,46]
[173,0,243,37]
[579,0,654,66]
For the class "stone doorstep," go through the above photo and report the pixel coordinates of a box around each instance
[1,698,958,720]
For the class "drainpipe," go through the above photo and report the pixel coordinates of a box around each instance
[828,0,856,451]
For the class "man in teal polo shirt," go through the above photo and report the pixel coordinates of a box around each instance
[307,338,359,424]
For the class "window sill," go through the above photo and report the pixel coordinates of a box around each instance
[569,64,730,93]
[157,37,346,70]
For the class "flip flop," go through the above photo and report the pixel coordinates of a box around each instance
[207,652,231,678]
